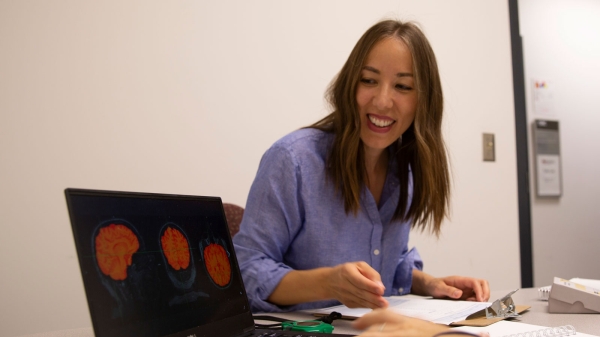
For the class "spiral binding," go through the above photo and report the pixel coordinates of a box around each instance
[501,324,576,337]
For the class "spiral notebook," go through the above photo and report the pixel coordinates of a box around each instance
[453,320,598,337]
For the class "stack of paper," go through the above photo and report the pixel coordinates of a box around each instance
[309,296,490,325]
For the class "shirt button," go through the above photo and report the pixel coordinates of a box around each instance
[399,287,404,293]
[373,249,380,255]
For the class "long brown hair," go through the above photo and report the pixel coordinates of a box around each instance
[310,19,449,236]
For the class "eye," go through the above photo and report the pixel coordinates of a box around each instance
[395,83,413,91]
[360,78,376,85]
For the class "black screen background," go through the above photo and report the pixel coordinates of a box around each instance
[66,190,249,337]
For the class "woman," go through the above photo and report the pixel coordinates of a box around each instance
[232,19,489,313]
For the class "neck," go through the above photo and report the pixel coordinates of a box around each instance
[363,146,389,206]
[364,146,388,175]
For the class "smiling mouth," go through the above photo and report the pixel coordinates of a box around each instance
[368,114,395,128]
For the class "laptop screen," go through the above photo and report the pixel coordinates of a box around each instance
[65,189,254,337]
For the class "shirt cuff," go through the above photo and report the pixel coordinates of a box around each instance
[243,259,293,313]
[242,258,342,312]
[391,247,423,295]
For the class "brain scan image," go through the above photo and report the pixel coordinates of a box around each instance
[95,223,140,281]
[161,226,190,271]
[202,242,231,287]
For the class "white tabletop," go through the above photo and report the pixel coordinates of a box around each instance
[17,288,599,336]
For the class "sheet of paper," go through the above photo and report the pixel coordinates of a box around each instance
[570,278,600,290]
[310,297,490,325]
[453,320,599,337]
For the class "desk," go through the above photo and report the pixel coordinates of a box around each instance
[17,288,599,336]
[267,288,600,335]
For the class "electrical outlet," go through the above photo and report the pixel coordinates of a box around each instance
[483,133,495,162]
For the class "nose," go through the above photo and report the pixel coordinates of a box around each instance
[373,85,393,110]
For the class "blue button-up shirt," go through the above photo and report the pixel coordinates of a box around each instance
[233,128,422,313]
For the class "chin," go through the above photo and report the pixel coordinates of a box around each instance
[362,138,396,151]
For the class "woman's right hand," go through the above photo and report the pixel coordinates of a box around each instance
[324,261,388,309]
[267,261,387,308]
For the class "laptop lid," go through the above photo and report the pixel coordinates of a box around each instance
[65,188,255,337]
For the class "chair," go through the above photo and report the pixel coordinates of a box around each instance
[222,203,244,237]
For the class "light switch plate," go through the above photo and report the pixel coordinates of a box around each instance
[483,133,495,162]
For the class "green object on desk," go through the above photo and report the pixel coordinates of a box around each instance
[281,320,334,333]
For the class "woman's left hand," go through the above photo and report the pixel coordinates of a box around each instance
[426,275,490,302]
[412,270,490,302]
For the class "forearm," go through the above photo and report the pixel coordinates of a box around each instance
[267,267,333,305]
[410,269,434,296]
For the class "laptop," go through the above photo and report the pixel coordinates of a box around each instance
[65,188,354,337]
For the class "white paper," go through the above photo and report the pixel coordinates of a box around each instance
[570,278,600,290]
[454,320,599,337]
[309,296,490,325]
[532,79,555,117]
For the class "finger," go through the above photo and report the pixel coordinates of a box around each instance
[469,278,490,302]
[379,297,390,308]
[354,262,385,294]
[467,279,484,302]
[356,261,383,283]
[448,287,463,299]
[344,288,387,309]
[339,279,386,309]
[445,276,488,301]
[343,298,362,309]
[456,278,490,302]
[480,280,490,302]
[343,263,385,299]
[465,295,478,301]
[434,282,462,299]
[344,294,387,310]
[340,263,387,308]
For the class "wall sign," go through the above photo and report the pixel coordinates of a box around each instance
[532,79,555,117]
[533,119,562,197]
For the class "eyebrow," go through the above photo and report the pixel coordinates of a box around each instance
[362,65,413,77]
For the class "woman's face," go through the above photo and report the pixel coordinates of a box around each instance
[356,37,417,154]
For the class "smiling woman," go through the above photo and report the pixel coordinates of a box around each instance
[308,20,447,229]
[231,20,490,334]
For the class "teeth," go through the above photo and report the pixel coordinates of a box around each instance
[368,115,394,127]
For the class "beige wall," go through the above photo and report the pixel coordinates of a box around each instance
[0,1,519,336]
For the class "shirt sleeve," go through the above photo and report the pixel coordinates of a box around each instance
[232,144,305,313]
[391,247,423,296]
